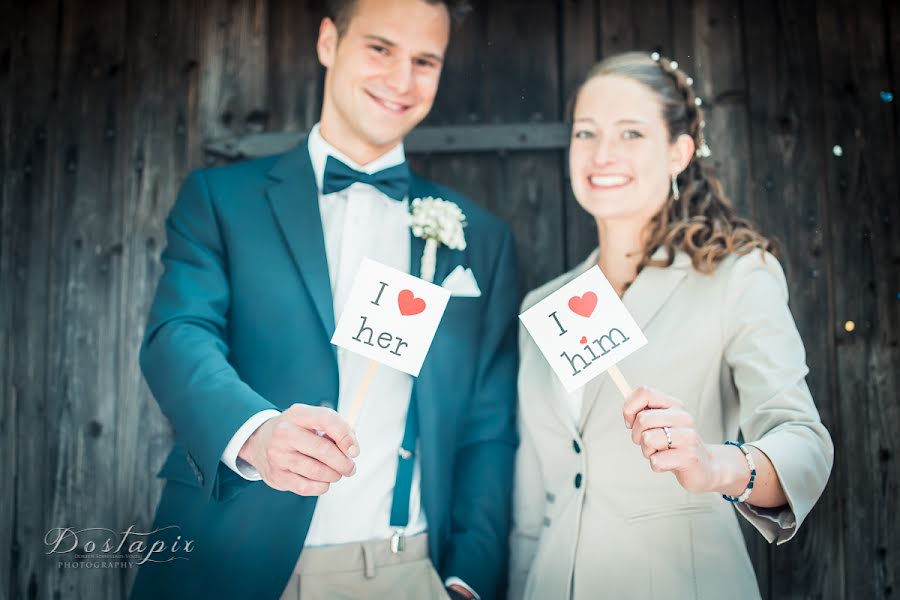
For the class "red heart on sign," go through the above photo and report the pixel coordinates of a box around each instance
[398,289,426,316]
[579,336,588,344]
[568,292,597,318]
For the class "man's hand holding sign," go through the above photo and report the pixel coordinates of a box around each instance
[237,405,360,497]
[238,258,451,497]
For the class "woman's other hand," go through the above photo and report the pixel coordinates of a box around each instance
[623,386,745,496]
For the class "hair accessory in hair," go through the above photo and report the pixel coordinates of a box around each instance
[651,52,661,61]
[686,76,694,86]
[670,60,679,70]
[694,97,703,106]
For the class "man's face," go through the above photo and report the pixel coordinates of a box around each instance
[317,0,450,163]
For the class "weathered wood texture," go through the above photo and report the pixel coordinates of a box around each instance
[2,0,898,598]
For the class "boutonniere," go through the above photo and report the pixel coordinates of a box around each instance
[409,196,467,283]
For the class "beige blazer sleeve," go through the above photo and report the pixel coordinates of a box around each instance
[722,252,834,544]
[507,323,546,600]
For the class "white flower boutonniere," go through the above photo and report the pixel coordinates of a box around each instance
[409,196,467,283]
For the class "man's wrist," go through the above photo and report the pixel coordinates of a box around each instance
[446,585,474,600]
[221,409,281,481]
[444,577,478,599]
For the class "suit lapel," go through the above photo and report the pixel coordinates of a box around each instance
[408,175,462,472]
[266,138,337,340]
[407,174,456,286]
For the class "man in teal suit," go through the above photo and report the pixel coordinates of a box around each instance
[130,0,518,598]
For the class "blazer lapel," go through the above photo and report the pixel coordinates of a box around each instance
[543,247,690,432]
[578,370,608,433]
[533,250,600,435]
[266,138,336,340]
[622,248,691,332]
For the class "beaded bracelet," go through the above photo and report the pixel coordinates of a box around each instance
[722,440,757,503]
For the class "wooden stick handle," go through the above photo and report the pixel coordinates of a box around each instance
[607,365,633,399]
[346,359,380,429]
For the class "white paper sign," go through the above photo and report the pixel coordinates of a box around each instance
[331,258,451,377]
[519,266,647,392]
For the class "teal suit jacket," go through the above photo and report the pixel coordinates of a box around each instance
[130,138,519,599]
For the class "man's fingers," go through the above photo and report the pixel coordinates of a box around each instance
[270,419,357,477]
[268,448,345,483]
[286,426,357,477]
[268,470,331,496]
[284,404,360,458]
[623,387,681,428]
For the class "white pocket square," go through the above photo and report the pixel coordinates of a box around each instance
[440,265,482,297]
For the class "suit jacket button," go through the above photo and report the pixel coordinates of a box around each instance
[574,473,583,489]
[572,439,581,453]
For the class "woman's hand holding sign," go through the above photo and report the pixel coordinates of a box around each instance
[623,387,722,494]
[239,404,360,496]
[623,386,788,507]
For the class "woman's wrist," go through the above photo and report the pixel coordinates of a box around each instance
[709,443,753,496]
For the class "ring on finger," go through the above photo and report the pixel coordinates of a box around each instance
[663,426,673,449]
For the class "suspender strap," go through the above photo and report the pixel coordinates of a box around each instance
[389,395,419,528]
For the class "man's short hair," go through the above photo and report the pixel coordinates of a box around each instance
[326,0,472,36]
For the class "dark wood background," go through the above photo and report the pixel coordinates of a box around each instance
[2,0,898,598]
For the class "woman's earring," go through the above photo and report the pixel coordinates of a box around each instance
[671,173,680,201]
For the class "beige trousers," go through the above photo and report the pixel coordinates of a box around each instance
[279,534,451,600]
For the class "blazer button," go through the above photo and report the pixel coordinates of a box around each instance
[572,439,581,453]
[574,473,583,489]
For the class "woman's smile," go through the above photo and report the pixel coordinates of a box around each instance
[587,174,633,190]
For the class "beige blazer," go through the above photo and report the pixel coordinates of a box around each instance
[509,248,833,600]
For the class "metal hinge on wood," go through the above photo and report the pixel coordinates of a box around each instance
[204,122,570,160]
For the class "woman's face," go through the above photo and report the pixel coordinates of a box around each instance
[569,74,688,226]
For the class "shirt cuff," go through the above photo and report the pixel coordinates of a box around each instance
[444,577,480,600]
[220,409,282,480]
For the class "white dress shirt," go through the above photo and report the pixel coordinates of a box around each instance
[219,124,475,596]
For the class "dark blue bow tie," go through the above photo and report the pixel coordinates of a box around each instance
[321,155,410,201]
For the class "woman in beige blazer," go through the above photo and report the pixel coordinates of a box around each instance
[509,52,833,600]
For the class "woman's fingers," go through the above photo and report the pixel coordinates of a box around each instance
[648,448,696,473]
[631,408,695,445]
[623,386,684,428]
[638,427,699,457]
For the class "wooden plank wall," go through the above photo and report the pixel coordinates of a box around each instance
[2,0,898,598]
